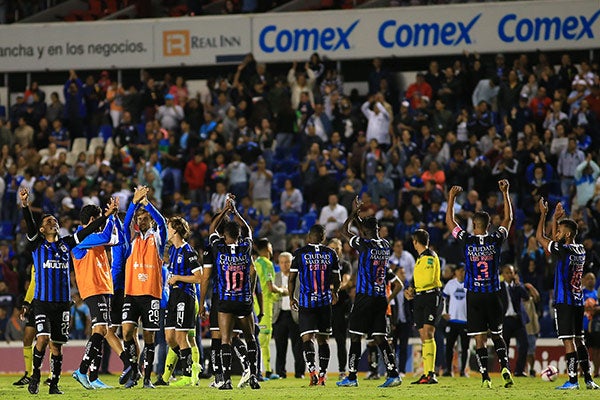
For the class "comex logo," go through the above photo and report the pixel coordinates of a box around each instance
[258,20,359,53]
[378,14,481,48]
[163,30,190,57]
[498,10,600,43]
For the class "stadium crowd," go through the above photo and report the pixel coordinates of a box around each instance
[1,48,600,381]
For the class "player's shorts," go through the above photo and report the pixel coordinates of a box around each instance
[31,300,70,344]
[110,289,125,327]
[122,295,161,331]
[24,305,35,328]
[554,303,584,340]
[348,293,388,337]
[413,289,443,329]
[84,294,111,328]
[467,291,503,336]
[209,296,243,333]
[219,300,253,318]
[298,305,332,337]
[165,289,196,331]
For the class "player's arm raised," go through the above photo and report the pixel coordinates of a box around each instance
[445,186,462,232]
[342,196,362,241]
[535,197,551,251]
[498,179,513,232]
[209,199,232,236]
[229,195,252,239]
[551,202,565,239]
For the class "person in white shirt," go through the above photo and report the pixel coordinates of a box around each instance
[361,94,391,148]
[318,194,348,239]
[388,240,415,282]
[442,263,469,377]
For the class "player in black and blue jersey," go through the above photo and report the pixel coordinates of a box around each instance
[337,197,403,389]
[199,194,260,390]
[446,179,514,389]
[20,188,111,395]
[163,216,203,387]
[288,224,340,386]
[536,199,600,390]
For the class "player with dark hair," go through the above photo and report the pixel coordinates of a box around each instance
[337,197,403,388]
[446,179,514,389]
[71,200,120,390]
[20,188,110,395]
[536,199,600,390]
[288,224,341,386]
[161,216,203,386]
[120,186,168,389]
[405,229,442,384]
[199,194,260,390]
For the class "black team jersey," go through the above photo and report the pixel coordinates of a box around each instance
[548,240,586,306]
[168,242,202,297]
[291,244,340,308]
[349,236,391,297]
[209,233,253,303]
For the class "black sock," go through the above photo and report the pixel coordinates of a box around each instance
[50,354,63,385]
[246,339,258,376]
[120,351,130,369]
[368,345,378,373]
[303,341,316,373]
[233,337,249,371]
[89,344,103,382]
[143,343,155,381]
[180,348,192,377]
[221,343,233,381]
[124,340,138,373]
[576,344,593,381]
[476,348,489,381]
[348,341,361,381]
[566,352,578,384]
[80,332,103,375]
[211,338,222,376]
[32,346,45,379]
[378,341,399,378]
[318,343,330,375]
[492,337,509,370]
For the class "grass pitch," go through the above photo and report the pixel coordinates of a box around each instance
[1,373,598,400]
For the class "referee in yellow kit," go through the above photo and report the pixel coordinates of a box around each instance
[405,229,442,385]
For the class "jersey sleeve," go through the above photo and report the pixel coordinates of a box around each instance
[209,233,221,247]
[349,235,361,250]
[491,226,508,245]
[451,226,469,242]
[443,280,453,296]
[203,248,213,269]
[188,248,202,274]
[547,240,567,257]
[290,250,300,273]
[386,268,399,283]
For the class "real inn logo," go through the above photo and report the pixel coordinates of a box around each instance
[163,30,190,56]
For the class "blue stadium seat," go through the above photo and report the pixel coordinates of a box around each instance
[0,105,6,118]
[290,212,317,235]
[280,212,300,233]
[514,208,526,230]
[99,124,113,142]
[0,221,15,240]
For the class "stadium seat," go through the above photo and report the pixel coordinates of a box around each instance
[0,105,5,117]
[99,124,113,142]
[280,212,300,233]
[290,212,317,235]
[0,221,15,240]
[88,137,104,153]
[65,152,78,166]
[104,137,115,157]
[38,148,50,158]
[71,137,87,155]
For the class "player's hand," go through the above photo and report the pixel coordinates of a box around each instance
[498,179,510,193]
[332,291,339,305]
[19,188,29,207]
[19,304,29,321]
[448,186,463,197]
[167,275,178,285]
[132,186,148,204]
[352,196,363,213]
[539,197,548,214]
[442,313,450,321]
[555,202,565,220]
[257,312,264,322]
[199,305,209,320]
[290,298,299,312]
[404,287,415,300]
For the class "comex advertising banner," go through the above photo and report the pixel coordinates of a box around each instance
[0,0,597,72]
[252,0,600,62]
[0,16,251,72]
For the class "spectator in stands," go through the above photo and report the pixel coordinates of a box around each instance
[472,76,500,109]
[558,137,586,196]
[184,151,208,204]
[305,102,332,143]
[49,119,70,149]
[70,291,90,340]
[4,305,24,342]
[14,117,33,148]
[249,156,273,217]
[64,70,87,139]
[44,92,63,124]
[288,62,316,109]
[258,209,287,253]
[574,154,600,208]
[406,72,432,110]
[280,179,303,214]
[318,193,347,239]
[156,94,184,131]
[169,76,189,106]
[369,164,394,204]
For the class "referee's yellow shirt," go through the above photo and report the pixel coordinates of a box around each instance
[413,248,442,293]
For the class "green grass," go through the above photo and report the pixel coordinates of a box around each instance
[1,373,598,400]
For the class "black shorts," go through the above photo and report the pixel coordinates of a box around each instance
[210,297,243,333]
[110,289,125,327]
[218,299,253,318]
[467,291,503,336]
[554,303,584,339]
[348,293,388,337]
[122,295,161,331]
[32,300,70,344]
[165,289,196,331]
[413,290,443,329]
[85,294,111,328]
[299,305,332,336]
[24,306,35,328]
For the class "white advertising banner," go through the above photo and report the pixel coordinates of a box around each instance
[252,0,600,62]
[0,0,597,72]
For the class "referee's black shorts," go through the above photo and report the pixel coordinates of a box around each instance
[413,289,443,329]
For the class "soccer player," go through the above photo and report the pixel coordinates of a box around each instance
[535,199,600,390]
[162,216,203,386]
[288,224,341,386]
[71,200,120,390]
[255,238,285,379]
[445,179,514,389]
[337,197,403,388]
[199,195,260,390]
[442,263,469,377]
[13,266,37,386]
[20,188,110,395]
[405,229,442,384]
[121,186,168,389]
